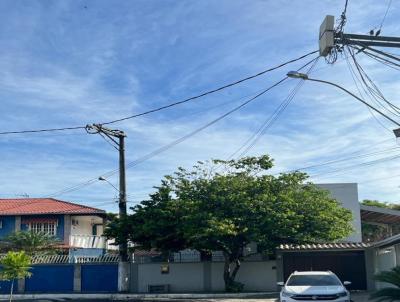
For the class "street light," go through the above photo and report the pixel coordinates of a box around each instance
[287,71,400,138]
[98,176,120,193]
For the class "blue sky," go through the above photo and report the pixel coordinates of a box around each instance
[1,0,400,212]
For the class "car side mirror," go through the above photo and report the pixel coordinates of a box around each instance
[343,281,351,286]
[277,282,285,286]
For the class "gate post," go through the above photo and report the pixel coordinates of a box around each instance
[73,263,82,292]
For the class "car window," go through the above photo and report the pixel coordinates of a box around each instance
[287,275,341,286]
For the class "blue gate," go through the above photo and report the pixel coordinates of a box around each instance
[0,280,14,294]
[25,265,74,293]
[81,264,118,292]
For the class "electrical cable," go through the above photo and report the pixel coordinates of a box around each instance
[47,56,321,197]
[231,58,320,159]
[360,48,400,72]
[378,0,393,32]
[346,46,400,117]
[45,75,296,197]
[343,48,394,132]
[279,145,399,174]
[0,126,85,136]
[0,50,318,135]
[309,153,400,179]
[99,50,319,125]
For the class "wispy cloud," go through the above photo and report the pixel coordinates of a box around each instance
[0,0,399,211]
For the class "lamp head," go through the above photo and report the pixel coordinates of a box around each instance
[287,71,309,80]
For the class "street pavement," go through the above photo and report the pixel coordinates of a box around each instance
[7,292,371,302]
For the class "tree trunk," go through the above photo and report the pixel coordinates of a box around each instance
[9,280,14,302]
[222,252,242,292]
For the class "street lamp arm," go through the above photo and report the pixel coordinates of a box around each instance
[98,176,120,192]
[306,77,400,127]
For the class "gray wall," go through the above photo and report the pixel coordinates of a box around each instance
[136,262,204,292]
[133,261,277,293]
[317,183,362,242]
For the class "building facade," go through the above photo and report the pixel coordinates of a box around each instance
[0,198,108,256]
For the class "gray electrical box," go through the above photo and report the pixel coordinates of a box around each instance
[319,15,335,56]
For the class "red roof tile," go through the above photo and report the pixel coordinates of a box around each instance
[0,198,106,216]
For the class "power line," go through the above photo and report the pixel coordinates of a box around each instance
[378,0,393,32]
[355,45,400,70]
[0,125,85,136]
[229,58,320,159]
[45,75,295,198]
[343,48,394,132]
[309,153,400,179]
[99,50,319,125]
[280,145,399,174]
[0,50,318,136]
[346,46,400,117]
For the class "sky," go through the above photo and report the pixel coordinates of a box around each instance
[1,0,400,212]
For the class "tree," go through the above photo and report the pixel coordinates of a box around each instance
[0,251,32,302]
[370,266,400,302]
[106,155,354,292]
[0,231,60,256]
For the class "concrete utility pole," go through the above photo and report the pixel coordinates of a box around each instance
[86,123,129,292]
[319,15,400,59]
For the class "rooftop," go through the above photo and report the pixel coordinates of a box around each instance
[360,204,400,225]
[0,198,106,216]
[278,242,370,251]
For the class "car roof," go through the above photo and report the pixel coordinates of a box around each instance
[291,271,334,276]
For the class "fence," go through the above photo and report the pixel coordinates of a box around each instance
[0,258,278,294]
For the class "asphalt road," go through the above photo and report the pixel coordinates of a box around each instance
[8,292,371,302]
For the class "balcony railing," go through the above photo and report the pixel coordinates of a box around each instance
[69,235,106,249]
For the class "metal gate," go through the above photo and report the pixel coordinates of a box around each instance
[283,251,367,290]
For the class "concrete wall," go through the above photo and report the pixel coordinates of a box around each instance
[136,262,205,292]
[133,261,277,293]
[365,243,400,290]
[317,183,362,242]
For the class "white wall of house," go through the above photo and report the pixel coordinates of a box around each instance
[316,183,362,242]
[70,215,104,236]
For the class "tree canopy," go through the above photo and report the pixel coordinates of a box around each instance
[106,155,354,291]
[0,251,32,302]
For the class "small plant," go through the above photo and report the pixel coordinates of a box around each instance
[0,251,32,302]
[370,266,400,302]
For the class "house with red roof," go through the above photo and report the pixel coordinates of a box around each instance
[0,198,109,257]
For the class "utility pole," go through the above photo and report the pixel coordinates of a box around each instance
[86,123,129,292]
[318,15,400,137]
[319,15,400,60]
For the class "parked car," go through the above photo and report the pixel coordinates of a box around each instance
[277,271,351,302]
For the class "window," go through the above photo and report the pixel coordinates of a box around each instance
[287,275,342,286]
[29,222,57,236]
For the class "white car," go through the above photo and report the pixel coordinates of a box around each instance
[278,271,351,302]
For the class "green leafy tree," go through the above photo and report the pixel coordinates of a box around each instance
[0,231,60,256]
[0,251,32,302]
[106,155,353,292]
[370,266,400,302]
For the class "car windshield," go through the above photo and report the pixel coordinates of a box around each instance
[287,275,341,286]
